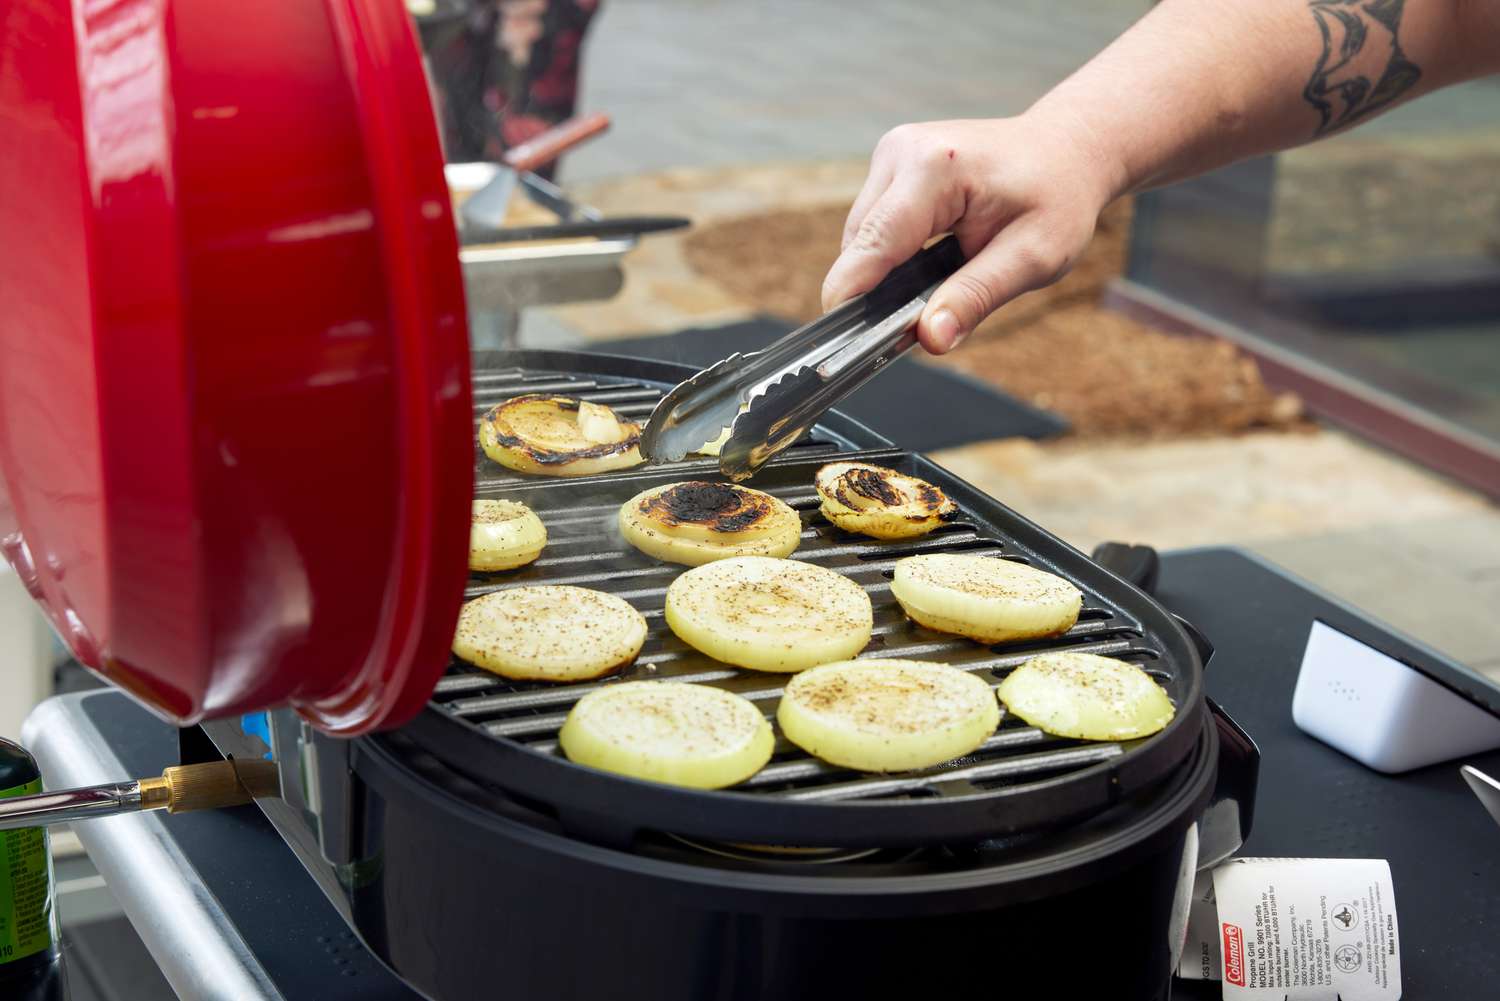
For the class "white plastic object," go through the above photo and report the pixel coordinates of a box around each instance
[1292,620,1500,774]
[0,557,56,739]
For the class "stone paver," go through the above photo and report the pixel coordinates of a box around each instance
[564,0,1498,184]
[521,157,1500,679]
[928,432,1500,678]
[1251,517,1500,676]
[927,431,1491,553]
[523,2,1500,682]
[565,0,1142,183]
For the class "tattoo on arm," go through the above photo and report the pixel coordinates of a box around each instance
[1303,0,1422,136]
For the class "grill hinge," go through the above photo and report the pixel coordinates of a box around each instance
[301,723,360,866]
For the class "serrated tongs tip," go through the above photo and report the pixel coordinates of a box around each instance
[639,351,751,464]
[640,236,965,478]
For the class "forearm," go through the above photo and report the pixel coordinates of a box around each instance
[1034,0,1500,200]
[820,0,1499,351]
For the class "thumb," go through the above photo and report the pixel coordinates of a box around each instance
[821,179,941,313]
[917,226,1064,354]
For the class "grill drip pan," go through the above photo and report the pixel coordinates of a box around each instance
[403,350,1208,848]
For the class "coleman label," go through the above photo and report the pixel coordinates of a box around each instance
[1181,857,1401,1000]
[1222,922,1246,986]
[0,778,55,966]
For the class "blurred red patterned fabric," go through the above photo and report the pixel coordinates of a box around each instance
[422,0,601,174]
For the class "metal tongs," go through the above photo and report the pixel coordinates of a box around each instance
[640,235,966,480]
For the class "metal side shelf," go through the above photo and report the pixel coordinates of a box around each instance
[21,693,421,1001]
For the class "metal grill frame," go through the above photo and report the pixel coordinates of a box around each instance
[398,350,1207,848]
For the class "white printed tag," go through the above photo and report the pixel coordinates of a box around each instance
[1177,871,1223,982]
[1201,858,1400,1000]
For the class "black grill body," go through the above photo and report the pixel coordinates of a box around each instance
[342,710,1218,1001]
[207,351,1256,1001]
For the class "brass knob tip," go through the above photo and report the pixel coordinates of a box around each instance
[160,759,281,813]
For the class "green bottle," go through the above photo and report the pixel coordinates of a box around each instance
[0,737,59,984]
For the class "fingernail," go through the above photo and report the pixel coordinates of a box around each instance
[929,309,963,352]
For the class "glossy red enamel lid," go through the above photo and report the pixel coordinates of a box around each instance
[0,0,473,733]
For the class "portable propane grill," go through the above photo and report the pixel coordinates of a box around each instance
[0,3,1254,996]
[167,350,1251,1001]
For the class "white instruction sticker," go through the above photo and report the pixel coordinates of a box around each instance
[1201,858,1400,1000]
[1178,871,1223,982]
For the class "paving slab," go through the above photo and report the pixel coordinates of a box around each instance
[563,0,1498,184]
[564,0,1142,183]
[1250,520,1500,677]
[519,156,1500,677]
[928,430,1491,551]
[927,432,1500,675]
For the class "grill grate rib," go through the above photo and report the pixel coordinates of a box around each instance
[435,363,1180,817]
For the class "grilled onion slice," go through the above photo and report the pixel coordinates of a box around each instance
[452,585,646,682]
[891,553,1081,644]
[778,659,1000,772]
[997,653,1174,741]
[559,681,774,789]
[619,481,801,566]
[814,462,957,540]
[480,395,643,477]
[469,499,547,571]
[665,556,873,672]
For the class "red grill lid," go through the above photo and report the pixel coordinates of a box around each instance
[0,0,472,734]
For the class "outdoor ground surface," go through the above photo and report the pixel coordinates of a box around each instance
[520,0,1500,679]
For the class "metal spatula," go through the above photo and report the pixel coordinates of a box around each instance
[640,235,966,480]
[458,112,611,235]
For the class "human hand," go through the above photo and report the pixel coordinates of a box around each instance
[821,114,1122,354]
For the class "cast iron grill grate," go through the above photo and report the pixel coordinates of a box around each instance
[412,352,1205,848]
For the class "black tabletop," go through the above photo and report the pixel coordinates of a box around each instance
[1159,547,1500,1001]
[56,546,1500,1001]
[75,696,422,1001]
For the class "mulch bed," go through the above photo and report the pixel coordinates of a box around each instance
[682,200,1307,439]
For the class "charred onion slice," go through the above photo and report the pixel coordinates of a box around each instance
[814,462,957,540]
[452,585,646,682]
[777,659,1000,772]
[891,553,1081,644]
[665,556,873,672]
[619,481,801,566]
[559,681,774,789]
[480,395,643,477]
[997,652,1174,741]
[469,499,547,571]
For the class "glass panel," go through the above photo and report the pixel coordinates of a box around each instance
[1126,79,1500,488]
